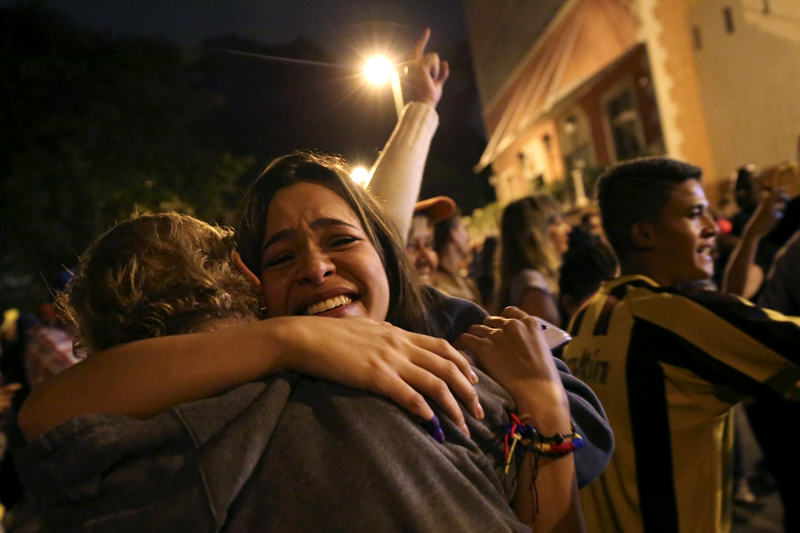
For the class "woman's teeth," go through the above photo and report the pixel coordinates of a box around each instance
[306,295,353,315]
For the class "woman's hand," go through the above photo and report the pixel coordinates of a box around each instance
[402,27,449,108]
[455,306,569,431]
[276,316,482,436]
[456,307,583,531]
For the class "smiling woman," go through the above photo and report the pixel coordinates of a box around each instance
[17,150,612,532]
[258,182,391,320]
[238,150,434,334]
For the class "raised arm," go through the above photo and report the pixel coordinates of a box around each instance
[19,315,482,441]
[367,28,449,239]
[456,307,585,532]
[722,189,786,297]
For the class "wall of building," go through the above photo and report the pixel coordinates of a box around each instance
[688,0,800,193]
[635,0,719,203]
[491,120,564,205]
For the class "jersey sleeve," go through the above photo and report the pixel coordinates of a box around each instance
[628,284,800,398]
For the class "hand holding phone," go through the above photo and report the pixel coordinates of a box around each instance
[533,317,572,349]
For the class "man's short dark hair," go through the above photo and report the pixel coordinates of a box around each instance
[597,157,702,257]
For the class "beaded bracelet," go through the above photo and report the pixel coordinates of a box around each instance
[503,413,584,474]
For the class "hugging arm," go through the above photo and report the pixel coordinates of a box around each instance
[19,316,482,441]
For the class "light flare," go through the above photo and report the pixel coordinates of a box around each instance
[363,56,394,85]
[350,166,371,188]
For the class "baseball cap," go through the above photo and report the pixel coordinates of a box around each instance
[413,196,456,223]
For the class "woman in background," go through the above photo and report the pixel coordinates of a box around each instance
[496,195,571,326]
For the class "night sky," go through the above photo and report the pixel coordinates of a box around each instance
[3,0,468,51]
[1,0,492,306]
[0,0,487,204]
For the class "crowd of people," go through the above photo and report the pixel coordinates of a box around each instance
[2,27,800,533]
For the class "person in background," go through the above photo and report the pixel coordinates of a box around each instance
[470,235,498,308]
[760,229,800,315]
[0,309,37,526]
[740,228,800,532]
[722,187,787,299]
[557,228,618,324]
[564,156,800,533]
[23,270,80,390]
[496,194,571,326]
[433,207,482,305]
[731,165,761,236]
[405,195,454,285]
[579,211,604,239]
[722,163,796,299]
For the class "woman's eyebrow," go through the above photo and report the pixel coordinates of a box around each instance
[261,218,359,253]
[310,218,358,231]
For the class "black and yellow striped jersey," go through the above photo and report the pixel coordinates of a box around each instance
[563,275,800,533]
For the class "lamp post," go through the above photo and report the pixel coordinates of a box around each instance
[355,55,405,188]
[363,56,404,119]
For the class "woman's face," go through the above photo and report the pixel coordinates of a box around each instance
[258,181,390,321]
[406,215,438,283]
[547,214,571,256]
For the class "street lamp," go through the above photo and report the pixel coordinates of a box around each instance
[363,55,404,119]
[350,166,371,188]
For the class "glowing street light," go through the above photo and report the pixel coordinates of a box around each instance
[364,56,393,85]
[363,55,404,119]
[350,166,371,188]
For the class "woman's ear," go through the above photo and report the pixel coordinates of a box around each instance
[232,252,262,292]
[631,222,655,249]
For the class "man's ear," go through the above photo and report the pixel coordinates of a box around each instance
[631,222,655,249]
[232,252,262,292]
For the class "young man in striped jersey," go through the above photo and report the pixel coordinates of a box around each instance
[563,157,800,533]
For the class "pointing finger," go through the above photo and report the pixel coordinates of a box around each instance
[413,27,430,59]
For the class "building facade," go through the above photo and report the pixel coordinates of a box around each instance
[464,0,800,209]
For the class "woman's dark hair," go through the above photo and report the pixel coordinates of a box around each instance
[237,150,435,334]
[558,228,618,318]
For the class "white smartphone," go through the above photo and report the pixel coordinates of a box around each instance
[534,317,572,349]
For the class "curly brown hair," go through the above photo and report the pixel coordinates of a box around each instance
[59,212,260,354]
